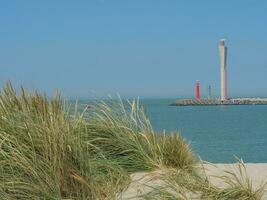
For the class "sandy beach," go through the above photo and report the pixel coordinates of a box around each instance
[119,163,267,200]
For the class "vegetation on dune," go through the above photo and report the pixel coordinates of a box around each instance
[0,82,265,199]
[86,99,197,173]
[0,83,196,199]
[144,161,266,200]
[0,83,129,199]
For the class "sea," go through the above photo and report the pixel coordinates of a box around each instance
[140,99,267,163]
[78,98,267,163]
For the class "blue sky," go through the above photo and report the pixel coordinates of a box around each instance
[0,1,267,98]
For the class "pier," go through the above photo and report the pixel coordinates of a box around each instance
[170,98,267,106]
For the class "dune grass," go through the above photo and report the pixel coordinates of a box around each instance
[86,99,197,173]
[201,161,267,200]
[0,83,129,199]
[0,82,265,199]
[0,83,196,199]
[144,161,266,200]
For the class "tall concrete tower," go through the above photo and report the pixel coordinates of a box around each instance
[219,39,228,101]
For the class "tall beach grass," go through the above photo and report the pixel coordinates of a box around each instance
[0,82,265,199]
[0,83,196,199]
[0,83,128,199]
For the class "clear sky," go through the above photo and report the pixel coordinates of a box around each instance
[0,1,267,98]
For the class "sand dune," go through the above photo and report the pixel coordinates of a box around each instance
[118,163,267,200]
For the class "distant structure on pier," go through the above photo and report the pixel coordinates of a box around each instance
[219,39,228,101]
[171,39,267,106]
[207,85,212,100]
[195,80,200,100]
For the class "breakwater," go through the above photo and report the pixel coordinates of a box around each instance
[170,98,267,106]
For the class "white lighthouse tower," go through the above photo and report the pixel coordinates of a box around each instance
[219,39,228,101]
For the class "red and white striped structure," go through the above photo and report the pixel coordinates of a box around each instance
[219,39,228,101]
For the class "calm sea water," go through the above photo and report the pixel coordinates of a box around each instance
[140,99,267,163]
